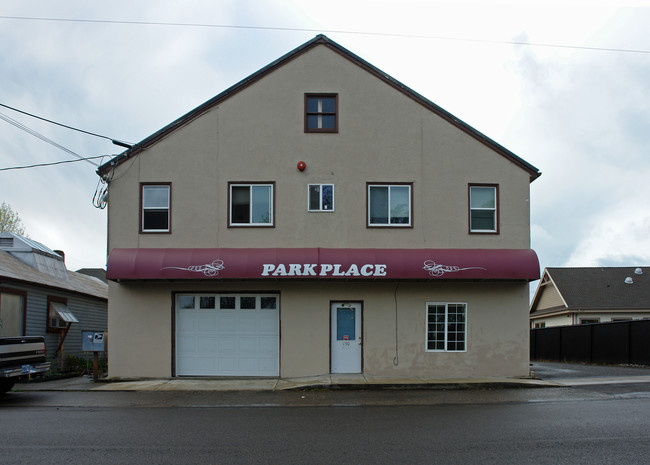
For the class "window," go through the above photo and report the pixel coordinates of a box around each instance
[368,184,412,226]
[305,94,338,132]
[141,184,171,233]
[426,303,467,352]
[229,183,274,226]
[47,297,78,332]
[308,184,334,211]
[469,184,498,233]
[534,322,546,328]
[0,290,26,337]
[580,318,600,324]
[177,294,278,311]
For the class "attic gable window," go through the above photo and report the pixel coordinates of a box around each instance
[305,94,338,133]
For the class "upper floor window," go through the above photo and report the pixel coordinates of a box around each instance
[305,94,338,133]
[308,184,334,212]
[229,183,274,226]
[469,184,498,233]
[141,184,171,233]
[367,183,412,227]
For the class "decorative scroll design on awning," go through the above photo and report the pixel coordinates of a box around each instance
[162,259,225,277]
[423,260,486,277]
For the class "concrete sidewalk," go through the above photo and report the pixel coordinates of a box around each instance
[16,373,558,392]
[14,362,650,392]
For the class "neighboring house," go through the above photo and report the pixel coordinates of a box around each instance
[97,35,541,380]
[530,267,650,328]
[0,232,108,360]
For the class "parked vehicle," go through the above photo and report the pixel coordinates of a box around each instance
[0,336,50,394]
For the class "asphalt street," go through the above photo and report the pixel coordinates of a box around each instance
[1,386,649,464]
[1,362,649,464]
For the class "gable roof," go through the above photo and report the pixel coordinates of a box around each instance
[97,34,541,181]
[0,250,107,300]
[531,267,650,312]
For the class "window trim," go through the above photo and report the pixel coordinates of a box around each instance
[366,182,413,228]
[304,93,338,133]
[307,183,335,212]
[140,183,171,234]
[468,184,499,234]
[425,302,468,353]
[228,182,275,227]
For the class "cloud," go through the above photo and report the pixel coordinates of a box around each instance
[500,9,650,272]
[1,1,649,275]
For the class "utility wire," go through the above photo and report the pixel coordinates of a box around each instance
[0,111,98,166]
[0,155,108,172]
[0,103,132,148]
[0,15,649,55]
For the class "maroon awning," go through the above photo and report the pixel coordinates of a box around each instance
[106,248,539,281]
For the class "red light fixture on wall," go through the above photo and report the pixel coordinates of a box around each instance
[297,161,306,171]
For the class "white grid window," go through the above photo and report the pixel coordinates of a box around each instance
[426,303,467,352]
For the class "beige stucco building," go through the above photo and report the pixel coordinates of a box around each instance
[98,35,541,380]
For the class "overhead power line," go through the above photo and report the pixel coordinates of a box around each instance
[0,103,132,148]
[0,15,649,55]
[0,111,99,166]
[0,155,108,172]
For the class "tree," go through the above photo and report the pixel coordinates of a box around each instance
[0,202,27,236]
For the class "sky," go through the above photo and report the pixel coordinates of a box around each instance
[1,0,650,287]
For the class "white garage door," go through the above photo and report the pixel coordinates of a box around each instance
[176,293,279,377]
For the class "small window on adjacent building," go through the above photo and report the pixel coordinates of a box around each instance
[469,184,498,233]
[141,184,171,233]
[305,94,338,133]
[229,183,274,226]
[47,298,78,332]
[426,303,467,352]
[368,184,412,227]
[308,184,334,212]
[534,322,546,328]
[580,318,600,324]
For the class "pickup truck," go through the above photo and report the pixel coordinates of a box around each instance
[0,336,51,394]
